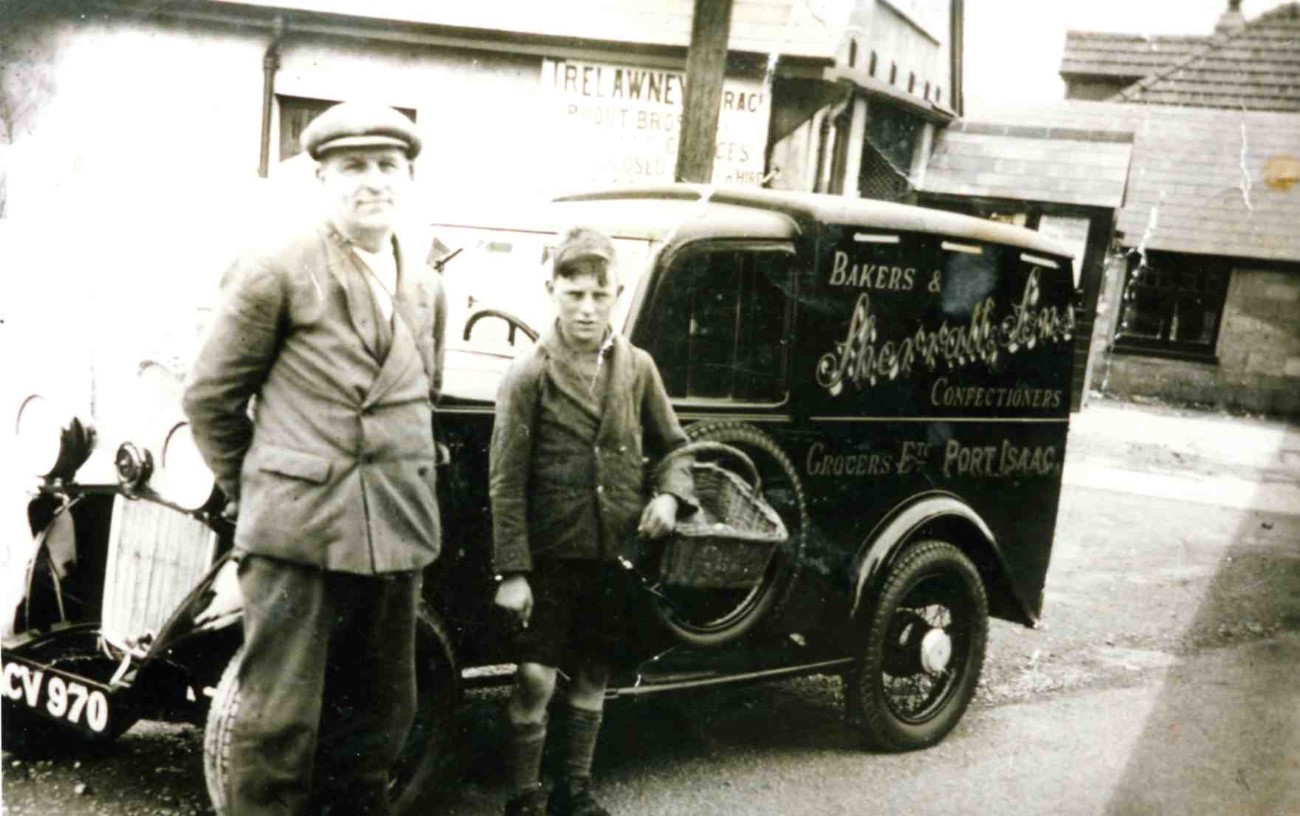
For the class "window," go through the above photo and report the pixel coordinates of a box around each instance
[864,100,922,174]
[639,246,794,403]
[1114,251,1230,360]
[848,39,858,68]
[278,95,417,161]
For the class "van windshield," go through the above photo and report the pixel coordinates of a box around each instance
[434,224,656,403]
[434,224,655,356]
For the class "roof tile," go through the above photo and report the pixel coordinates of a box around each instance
[1060,31,1207,79]
[933,100,1300,261]
[1114,4,1300,112]
[922,126,1132,208]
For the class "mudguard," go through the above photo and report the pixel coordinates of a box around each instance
[849,490,1038,627]
[6,496,90,642]
[147,552,243,658]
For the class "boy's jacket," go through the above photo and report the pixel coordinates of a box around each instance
[490,328,695,573]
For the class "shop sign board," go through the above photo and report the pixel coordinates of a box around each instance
[540,59,771,187]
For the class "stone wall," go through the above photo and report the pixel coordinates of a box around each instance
[1219,266,1300,414]
[1094,264,1300,417]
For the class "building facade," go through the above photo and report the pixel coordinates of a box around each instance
[0,0,964,418]
[2,0,964,217]
[1067,2,1300,417]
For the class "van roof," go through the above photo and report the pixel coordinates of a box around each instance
[431,194,800,245]
[555,185,1076,259]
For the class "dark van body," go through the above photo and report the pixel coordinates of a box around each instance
[5,185,1076,813]
[431,187,1071,738]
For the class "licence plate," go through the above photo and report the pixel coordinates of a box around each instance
[1,654,114,736]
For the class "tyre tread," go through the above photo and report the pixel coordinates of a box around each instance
[202,647,242,816]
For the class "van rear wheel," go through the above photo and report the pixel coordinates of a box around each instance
[848,539,988,751]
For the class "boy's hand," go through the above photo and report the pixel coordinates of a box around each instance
[494,575,534,628]
[638,493,679,539]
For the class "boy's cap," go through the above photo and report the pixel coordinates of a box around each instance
[302,101,422,160]
[553,227,616,272]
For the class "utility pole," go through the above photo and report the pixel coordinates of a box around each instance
[674,0,734,183]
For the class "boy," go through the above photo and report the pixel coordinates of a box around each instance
[489,226,696,816]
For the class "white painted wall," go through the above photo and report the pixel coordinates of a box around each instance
[3,14,273,431]
[1,12,551,434]
[0,7,787,433]
[840,0,952,104]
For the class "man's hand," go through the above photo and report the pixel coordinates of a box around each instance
[222,498,240,520]
[493,574,534,628]
[638,493,679,539]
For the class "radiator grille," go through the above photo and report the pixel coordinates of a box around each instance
[102,495,217,649]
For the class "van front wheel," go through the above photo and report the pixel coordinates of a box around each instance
[848,539,988,751]
[203,605,460,816]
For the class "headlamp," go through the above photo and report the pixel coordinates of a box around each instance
[14,394,97,481]
[154,422,217,511]
[115,442,154,492]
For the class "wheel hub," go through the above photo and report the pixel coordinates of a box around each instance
[919,628,953,674]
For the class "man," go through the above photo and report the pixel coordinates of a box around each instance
[490,227,696,816]
[183,101,446,816]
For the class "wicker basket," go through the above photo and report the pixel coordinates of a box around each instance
[653,441,788,589]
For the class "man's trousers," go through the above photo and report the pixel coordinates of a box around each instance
[227,554,420,816]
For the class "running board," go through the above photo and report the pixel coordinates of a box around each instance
[608,658,854,698]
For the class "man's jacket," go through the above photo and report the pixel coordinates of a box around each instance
[183,222,446,574]
[490,328,696,573]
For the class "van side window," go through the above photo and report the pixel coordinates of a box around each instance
[645,247,793,402]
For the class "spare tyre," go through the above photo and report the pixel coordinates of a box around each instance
[643,421,807,648]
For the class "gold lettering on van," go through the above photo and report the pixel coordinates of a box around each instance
[828,251,918,291]
[942,438,1060,478]
[815,269,1074,396]
[929,377,1064,410]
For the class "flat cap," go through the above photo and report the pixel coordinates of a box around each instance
[301,101,422,160]
[553,226,616,272]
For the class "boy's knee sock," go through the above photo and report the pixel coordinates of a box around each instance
[562,704,603,780]
[505,718,547,796]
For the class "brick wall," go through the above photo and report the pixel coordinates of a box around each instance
[1094,264,1300,417]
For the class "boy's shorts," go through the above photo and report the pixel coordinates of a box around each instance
[513,559,631,669]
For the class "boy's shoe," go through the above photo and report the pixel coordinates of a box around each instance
[505,787,549,816]
[548,776,611,816]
